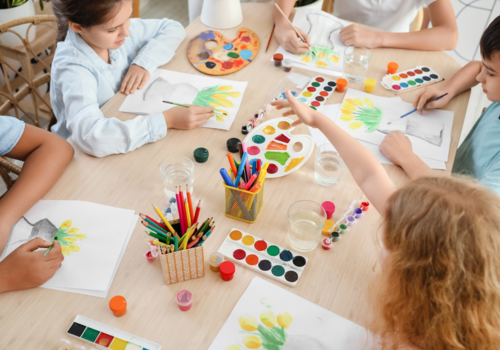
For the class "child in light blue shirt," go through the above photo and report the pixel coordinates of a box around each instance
[379,16,500,195]
[51,0,214,157]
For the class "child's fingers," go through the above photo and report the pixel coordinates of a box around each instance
[137,75,148,90]
[24,237,51,251]
[291,120,303,127]
[282,109,296,117]
[129,77,142,94]
[192,106,215,114]
[120,76,130,93]
[125,76,137,94]
[415,90,435,114]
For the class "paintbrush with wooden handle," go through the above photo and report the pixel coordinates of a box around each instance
[274,3,316,57]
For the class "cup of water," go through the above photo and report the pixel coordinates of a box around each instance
[314,144,345,187]
[160,156,194,199]
[343,46,372,83]
[287,200,326,252]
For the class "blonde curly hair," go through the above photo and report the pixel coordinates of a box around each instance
[369,176,500,349]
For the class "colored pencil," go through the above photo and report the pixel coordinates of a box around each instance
[249,184,261,193]
[163,101,189,108]
[43,237,56,257]
[145,230,167,243]
[174,235,178,251]
[386,93,449,124]
[140,213,168,230]
[179,186,188,233]
[266,24,275,53]
[186,185,194,223]
[193,200,201,224]
[141,215,168,233]
[147,238,167,247]
[274,3,316,57]
[141,221,168,238]
[185,198,191,227]
[256,169,267,186]
[187,237,199,249]
[198,231,213,247]
[175,188,185,235]
[151,203,177,237]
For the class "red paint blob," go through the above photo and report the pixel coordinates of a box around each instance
[392,85,401,90]
[319,91,328,97]
[233,249,246,260]
[316,77,325,82]
[267,164,279,174]
[307,87,316,92]
[222,61,234,69]
[96,333,114,347]
[247,146,260,155]
[311,101,320,107]
[399,73,408,79]
[407,71,415,76]
[414,69,422,74]
[254,240,268,251]
[241,35,251,42]
[275,134,290,143]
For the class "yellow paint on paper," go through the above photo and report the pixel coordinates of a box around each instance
[263,126,275,135]
[348,121,364,130]
[301,55,311,63]
[316,61,328,67]
[340,114,355,121]
[341,101,356,112]
[364,98,374,108]
[340,109,353,115]
[242,235,255,246]
[285,157,304,172]
[329,54,339,63]
[317,51,326,59]
[353,98,363,107]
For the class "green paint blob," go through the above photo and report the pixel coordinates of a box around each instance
[351,103,383,133]
[264,151,290,166]
[227,52,240,59]
[252,135,265,144]
[311,82,320,87]
[310,106,317,110]
[272,265,285,276]
[257,324,288,349]
[408,80,416,85]
[415,78,424,83]
[267,245,280,256]
[81,327,100,342]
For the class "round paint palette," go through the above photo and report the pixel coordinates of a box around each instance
[381,66,442,92]
[218,229,309,287]
[243,117,314,178]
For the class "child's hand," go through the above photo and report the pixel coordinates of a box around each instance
[0,238,64,293]
[413,87,452,115]
[379,131,413,166]
[120,64,151,95]
[163,105,215,130]
[339,24,383,49]
[271,90,325,128]
[275,24,311,55]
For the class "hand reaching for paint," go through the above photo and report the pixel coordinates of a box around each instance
[271,90,327,128]
[120,64,151,95]
[275,23,312,55]
[163,105,215,130]
[0,237,64,293]
[413,87,452,115]
[339,24,383,49]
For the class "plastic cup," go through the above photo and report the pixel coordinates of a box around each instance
[336,78,347,92]
[343,46,372,83]
[331,231,340,242]
[354,208,363,219]
[322,238,332,250]
[109,295,127,317]
[346,215,356,226]
[339,223,348,234]
[160,156,194,200]
[176,290,192,311]
[361,201,370,211]
[322,219,334,236]
[209,252,224,272]
[315,144,346,187]
[364,78,376,93]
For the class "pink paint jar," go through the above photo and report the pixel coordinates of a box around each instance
[220,261,235,281]
[321,201,335,219]
[176,290,192,311]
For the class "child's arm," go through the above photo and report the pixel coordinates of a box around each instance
[339,0,458,51]
[272,91,396,216]
[273,0,312,55]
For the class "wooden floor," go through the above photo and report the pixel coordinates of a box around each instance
[140,0,189,27]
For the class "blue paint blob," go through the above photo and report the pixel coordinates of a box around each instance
[280,250,293,262]
[223,43,233,50]
[400,82,409,88]
[423,76,431,81]
[324,86,333,92]
[298,97,307,102]
[240,49,253,60]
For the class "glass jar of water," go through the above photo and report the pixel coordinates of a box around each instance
[314,144,345,187]
[343,46,372,83]
[160,156,194,200]
[287,200,326,252]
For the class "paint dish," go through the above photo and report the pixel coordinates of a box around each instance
[176,290,193,311]
[210,252,224,272]
[218,229,309,287]
[296,75,335,110]
[67,315,160,350]
[381,65,441,93]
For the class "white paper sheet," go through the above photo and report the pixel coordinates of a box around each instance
[208,277,372,350]
[273,8,350,73]
[119,69,248,130]
[308,104,446,170]
[1,200,138,295]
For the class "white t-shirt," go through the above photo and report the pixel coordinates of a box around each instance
[333,0,437,33]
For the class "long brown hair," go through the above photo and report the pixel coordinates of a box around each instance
[52,0,124,42]
[369,176,500,349]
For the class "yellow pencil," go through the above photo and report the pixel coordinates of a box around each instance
[180,225,196,250]
[151,203,177,237]
[185,199,191,227]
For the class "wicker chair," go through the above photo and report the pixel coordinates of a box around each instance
[0,156,21,191]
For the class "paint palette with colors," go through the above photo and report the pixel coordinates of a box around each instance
[297,76,337,110]
[243,117,314,178]
[381,66,443,92]
[67,315,160,350]
[218,229,309,287]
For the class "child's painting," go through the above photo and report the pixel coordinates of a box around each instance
[274,9,350,74]
[119,69,248,131]
[0,200,138,297]
[335,89,454,162]
[208,277,373,350]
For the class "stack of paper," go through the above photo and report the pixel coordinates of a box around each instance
[0,200,138,298]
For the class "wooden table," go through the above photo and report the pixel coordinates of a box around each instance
[0,4,470,348]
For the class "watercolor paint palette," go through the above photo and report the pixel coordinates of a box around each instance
[381,66,443,92]
[218,229,309,287]
[67,315,160,350]
[297,76,337,110]
[243,117,314,178]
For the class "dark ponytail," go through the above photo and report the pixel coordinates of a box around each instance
[52,0,124,42]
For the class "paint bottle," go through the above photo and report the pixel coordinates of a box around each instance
[209,252,224,272]
[220,261,235,281]
[176,290,193,311]
[387,62,398,74]
[322,238,333,250]
[321,201,335,219]
[58,338,73,350]
[339,223,349,234]
[273,53,283,67]
[144,250,155,261]
[360,201,370,211]
[322,220,334,236]
[346,215,356,226]
[364,78,376,93]
[336,78,347,93]
[282,58,292,72]
[353,208,363,219]
[331,231,340,242]
[109,295,127,317]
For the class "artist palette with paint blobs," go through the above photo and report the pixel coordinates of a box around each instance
[187,28,259,76]
[243,117,314,178]
[218,229,309,287]
[297,76,337,111]
[381,66,442,92]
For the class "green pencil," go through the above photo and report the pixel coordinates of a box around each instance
[143,222,168,239]
[174,235,178,252]
[43,237,57,257]
[145,230,167,243]
[163,101,189,108]
[143,217,169,234]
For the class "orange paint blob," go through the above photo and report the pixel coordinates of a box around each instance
[246,254,259,266]
[229,230,243,240]
[266,141,287,151]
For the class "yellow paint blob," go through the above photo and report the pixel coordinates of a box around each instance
[340,114,355,121]
[302,91,312,97]
[392,76,400,81]
[341,101,356,112]
[348,121,364,130]
[316,61,328,67]
[214,52,229,61]
[329,54,340,63]
[263,126,276,135]
[364,98,374,108]
[340,109,353,115]
[301,55,311,63]
[317,51,326,59]
[285,157,304,172]
[242,235,255,246]
[229,230,243,241]
[109,338,128,350]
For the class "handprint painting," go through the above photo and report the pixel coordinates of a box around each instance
[209,277,370,350]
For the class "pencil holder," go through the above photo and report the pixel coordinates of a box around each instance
[223,170,265,223]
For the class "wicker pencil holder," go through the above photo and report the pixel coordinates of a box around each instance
[223,169,265,223]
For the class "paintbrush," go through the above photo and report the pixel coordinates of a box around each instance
[164,100,228,119]
[163,101,189,107]
[274,3,316,57]
[43,237,57,257]
[266,24,275,53]
[386,93,449,125]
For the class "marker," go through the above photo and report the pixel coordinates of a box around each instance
[220,168,235,187]
[386,93,449,124]
[249,184,261,193]
[235,152,248,186]
[227,153,238,180]
[244,174,258,190]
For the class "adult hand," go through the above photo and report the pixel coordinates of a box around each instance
[413,87,452,115]
[339,24,383,49]
[120,64,151,95]
[163,105,215,130]
[379,131,414,166]
[0,238,64,293]
[271,90,325,128]
[275,23,312,55]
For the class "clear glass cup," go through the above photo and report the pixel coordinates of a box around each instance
[160,156,194,199]
[343,46,372,83]
[287,200,326,252]
[314,144,346,187]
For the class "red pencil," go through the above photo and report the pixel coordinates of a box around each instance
[179,186,188,232]
[186,185,194,223]
[193,200,201,224]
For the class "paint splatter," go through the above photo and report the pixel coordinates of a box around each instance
[222,61,234,69]
[284,157,304,172]
[247,146,260,155]
[267,164,279,174]
[198,51,210,59]
[240,49,253,60]
[266,141,287,151]
[252,135,265,144]
[265,152,290,166]
[263,126,275,135]
[277,121,291,130]
[241,36,251,42]
[223,43,233,50]
[205,61,216,69]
